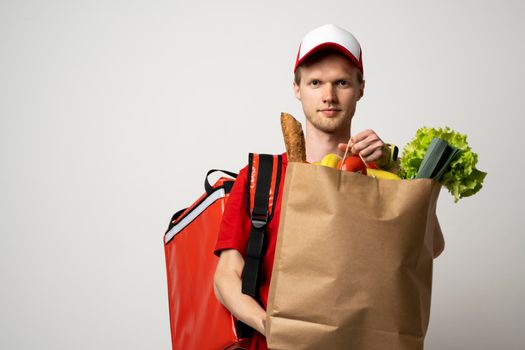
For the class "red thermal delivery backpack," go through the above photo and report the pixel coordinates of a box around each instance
[163,154,283,350]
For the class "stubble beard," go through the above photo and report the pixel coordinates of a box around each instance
[305,109,352,134]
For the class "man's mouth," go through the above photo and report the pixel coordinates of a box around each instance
[319,108,341,117]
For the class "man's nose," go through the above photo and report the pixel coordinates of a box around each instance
[322,84,337,104]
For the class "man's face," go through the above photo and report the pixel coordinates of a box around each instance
[293,54,365,134]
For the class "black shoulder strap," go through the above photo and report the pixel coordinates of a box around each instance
[241,153,283,298]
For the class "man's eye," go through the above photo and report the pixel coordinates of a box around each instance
[337,80,348,87]
[310,80,320,86]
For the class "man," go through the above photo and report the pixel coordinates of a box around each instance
[213,24,444,350]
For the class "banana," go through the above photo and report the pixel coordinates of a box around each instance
[366,168,401,180]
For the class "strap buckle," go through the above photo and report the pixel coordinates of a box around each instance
[251,210,268,229]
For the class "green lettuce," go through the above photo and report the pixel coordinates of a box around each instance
[400,127,487,202]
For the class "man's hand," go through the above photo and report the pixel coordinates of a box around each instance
[337,129,389,167]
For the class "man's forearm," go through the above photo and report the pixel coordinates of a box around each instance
[214,270,266,335]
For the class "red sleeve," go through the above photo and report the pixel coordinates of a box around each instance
[214,165,252,257]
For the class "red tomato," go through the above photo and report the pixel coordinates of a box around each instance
[368,162,378,169]
[337,155,367,174]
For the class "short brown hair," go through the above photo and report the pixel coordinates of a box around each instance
[294,49,364,85]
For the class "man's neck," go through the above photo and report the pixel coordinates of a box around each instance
[304,120,351,163]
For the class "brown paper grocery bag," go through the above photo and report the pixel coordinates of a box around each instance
[266,162,442,350]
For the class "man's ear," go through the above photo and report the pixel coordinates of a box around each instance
[357,80,365,101]
[293,81,301,100]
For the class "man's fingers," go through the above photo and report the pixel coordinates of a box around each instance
[360,140,384,158]
[351,134,378,155]
[351,129,374,143]
[338,142,350,151]
[364,148,383,163]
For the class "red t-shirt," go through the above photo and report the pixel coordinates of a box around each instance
[214,153,288,350]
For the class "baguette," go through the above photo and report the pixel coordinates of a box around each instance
[280,112,306,163]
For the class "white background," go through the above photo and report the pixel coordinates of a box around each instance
[1,0,524,349]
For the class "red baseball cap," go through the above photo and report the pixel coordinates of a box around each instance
[294,24,363,75]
